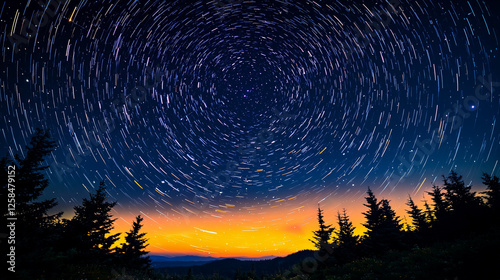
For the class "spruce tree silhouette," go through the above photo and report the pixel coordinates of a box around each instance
[117,215,151,271]
[299,171,499,278]
[335,209,358,247]
[406,196,429,233]
[67,180,120,265]
[482,173,500,217]
[1,128,62,279]
[310,206,334,253]
[427,185,448,222]
[442,171,482,212]
[333,209,359,263]
[361,188,383,253]
[427,171,486,238]
[379,199,404,248]
[1,128,60,223]
[362,188,404,253]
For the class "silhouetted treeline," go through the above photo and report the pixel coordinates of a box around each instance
[300,171,500,280]
[1,129,151,279]
[143,170,500,280]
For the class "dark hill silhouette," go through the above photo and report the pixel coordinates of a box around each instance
[153,260,215,268]
[151,255,278,268]
[156,250,315,278]
[150,255,222,263]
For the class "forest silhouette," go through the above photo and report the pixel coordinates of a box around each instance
[2,129,499,279]
[1,129,151,279]
[297,170,500,280]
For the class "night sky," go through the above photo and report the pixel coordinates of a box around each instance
[1,0,499,257]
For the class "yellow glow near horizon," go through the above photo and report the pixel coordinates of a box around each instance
[57,183,454,258]
[110,187,428,258]
[113,204,317,258]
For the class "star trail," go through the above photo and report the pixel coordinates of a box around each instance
[1,0,499,256]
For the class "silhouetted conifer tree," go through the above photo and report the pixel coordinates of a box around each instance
[1,128,60,224]
[362,188,404,253]
[380,199,404,246]
[482,173,500,214]
[310,206,334,252]
[427,171,486,238]
[442,171,482,212]
[362,188,383,233]
[1,128,62,278]
[406,196,429,232]
[66,180,120,265]
[117,215,151,271]
[427,185,448,221]
[361,188,382,254]
[335,209,358,248]
[333,209,358,263]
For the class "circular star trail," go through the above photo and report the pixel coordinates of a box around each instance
[1,0,499,220]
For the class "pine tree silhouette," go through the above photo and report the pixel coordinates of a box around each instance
[427,185,448,222]
[333,209,358,263]
[406,196,429,232]
[335,209,358,248]
[379,199,404,247]
[67,180,120,264]
[426,171,486,238]
[442,171,482,212]
[117,215,151,271]
[362,188,404,253]
[1,128,60,224]
[481,173,500,213]
[310,206,334,253]
[362,188,383,236]
[1,128,62,278]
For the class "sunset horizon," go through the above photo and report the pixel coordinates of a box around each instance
[51,180,488,258]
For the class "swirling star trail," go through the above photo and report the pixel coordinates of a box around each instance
[1,0,499,257]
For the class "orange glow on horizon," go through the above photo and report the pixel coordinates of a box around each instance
[110,185,442,258]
